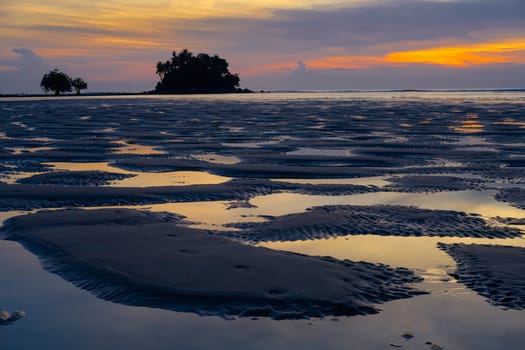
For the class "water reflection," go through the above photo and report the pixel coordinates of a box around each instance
[75,190,525,234]
[273,176,391,187]
[46,162,231,187]
[446,136,491,145]
[246,191,525,220]
[1,240,524,350]
[111,140,165,155]
[191,153,240,165]
[449,113,484,133]
[494,118,525,128]
[259,235,525,272]
[286,148,352,156]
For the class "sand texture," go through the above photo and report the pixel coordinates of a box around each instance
[385,175,484,192]
[229,205,521,242]
[1,96,525,328]
[17,171,135,186]
[0,180,379,211]
[0,180,280,210]
[496,189,525,209]
[1,97,524,189]
[1,208,425,319]
[438,243,525,310]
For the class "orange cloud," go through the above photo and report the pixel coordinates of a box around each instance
[241,55,387,76]
[242,39,525,76]
[387,40,525,66]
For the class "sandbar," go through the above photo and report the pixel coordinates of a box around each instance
[2,208,425,319]
[438,243,525,310]
[230,205,521,242]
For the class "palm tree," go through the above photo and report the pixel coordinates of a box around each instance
[156,61,171,81]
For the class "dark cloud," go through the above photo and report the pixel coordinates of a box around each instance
[171,0,525,54]
[270,0,525,47]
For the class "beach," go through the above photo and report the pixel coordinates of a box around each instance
[1,91,524,349]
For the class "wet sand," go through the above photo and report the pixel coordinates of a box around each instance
[2,208,424,319]
[439,243,525,310]
[1,93,524,348]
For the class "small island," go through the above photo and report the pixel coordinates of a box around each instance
[154,49,251,94]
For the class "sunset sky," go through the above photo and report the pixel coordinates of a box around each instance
[1,0,524,93]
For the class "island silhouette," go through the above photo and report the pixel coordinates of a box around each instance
[154,49,251,94]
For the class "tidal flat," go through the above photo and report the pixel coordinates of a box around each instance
[1,91,524,349]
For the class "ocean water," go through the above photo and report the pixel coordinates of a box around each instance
[1,91,524,349]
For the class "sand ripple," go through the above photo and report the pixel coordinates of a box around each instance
[229,205,521,242]
[438,243,525,310]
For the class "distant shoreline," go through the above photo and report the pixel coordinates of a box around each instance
[1,88,524,99]
[0,88,255,99]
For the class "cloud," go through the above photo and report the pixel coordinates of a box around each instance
[386,40,525,66]
[3,0,524,91]
[0,48,52,94]
[167,0,525,56]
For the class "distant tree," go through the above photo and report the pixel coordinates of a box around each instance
[40,69,72,95]
[155,49,241,92]
[71,77,88,95]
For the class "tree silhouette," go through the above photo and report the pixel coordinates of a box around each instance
[155,49,241,92]
[71,78,88,95]
[40,70,88,95]
[40,69,72,95]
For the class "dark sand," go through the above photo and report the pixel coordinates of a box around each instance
[0,180,281,210]
[438,243,525,310]
[496,189,525,210]
[17,171,135,186]
[0,180,378,211]
[1,208,425,319]
[228,205,522,242]
[385,175,485,192]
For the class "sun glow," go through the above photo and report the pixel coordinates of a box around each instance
[242,39,525,76]
[387,40,525,66]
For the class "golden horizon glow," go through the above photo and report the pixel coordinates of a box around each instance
[386,40,525,66]
[241,39,525,76]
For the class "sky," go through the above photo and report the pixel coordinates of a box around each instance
[1,0,525,93]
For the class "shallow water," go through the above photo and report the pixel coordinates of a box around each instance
[1,91,525,349]
[1,240,524,350]
[48,162,232,187]
[110,140,166,155]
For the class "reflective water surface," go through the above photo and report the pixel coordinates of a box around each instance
[1,240,524,350]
